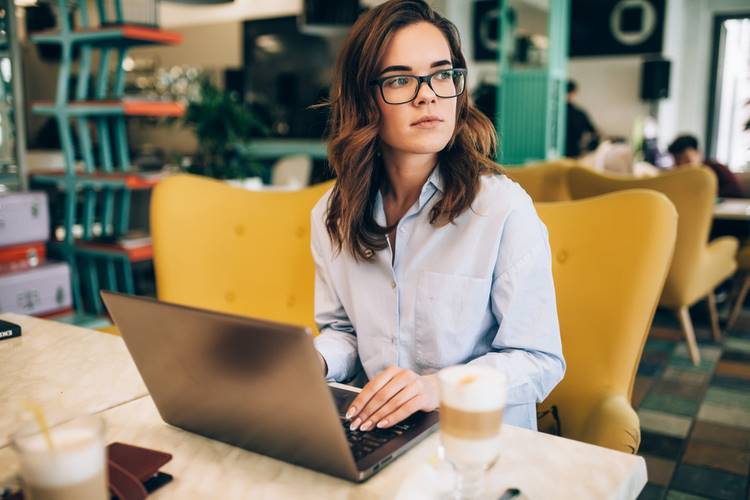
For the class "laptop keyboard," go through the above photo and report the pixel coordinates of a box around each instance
[341,417,414,461]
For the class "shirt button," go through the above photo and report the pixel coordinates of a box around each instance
[391,281,397,289]
[398,227,405,233]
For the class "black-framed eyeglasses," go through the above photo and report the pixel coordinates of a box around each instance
[370,68,467,105]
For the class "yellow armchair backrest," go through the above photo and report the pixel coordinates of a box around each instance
[151,174,333,331]
[567,166,716,306]
[536,189,677,452]
[504,160,578,202]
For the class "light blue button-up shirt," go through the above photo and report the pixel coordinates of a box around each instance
[311,167,565,430]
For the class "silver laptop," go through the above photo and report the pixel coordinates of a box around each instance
[101,291,439,482]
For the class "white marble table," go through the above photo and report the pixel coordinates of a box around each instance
[1,396,646,499]
[714,198,750,220]
[0,313,148,448]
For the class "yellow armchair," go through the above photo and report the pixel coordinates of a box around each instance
[504,160,577,202]
[151,174,333,331]
[567,166,738,365]
[536,189,677,453]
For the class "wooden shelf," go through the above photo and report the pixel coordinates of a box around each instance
[33,100,185,118]
[31,25,183,47]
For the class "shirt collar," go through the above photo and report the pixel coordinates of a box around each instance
[417,165,444,210]
[374,164,444,225]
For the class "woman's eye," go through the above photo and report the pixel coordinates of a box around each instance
[385,77,410,88]
[435,71,453,80]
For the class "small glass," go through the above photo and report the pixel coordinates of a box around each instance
[11,414,108,500]
[438,365,506,500]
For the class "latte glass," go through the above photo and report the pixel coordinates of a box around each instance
[11,414,108,500]
[438,365,506,500]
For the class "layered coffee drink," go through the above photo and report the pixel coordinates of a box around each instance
[12,415,108,500]
[438,365,506,499]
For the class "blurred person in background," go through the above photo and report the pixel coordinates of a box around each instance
[669,134,744,198]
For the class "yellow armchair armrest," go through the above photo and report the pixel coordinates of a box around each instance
[580,394,640,454]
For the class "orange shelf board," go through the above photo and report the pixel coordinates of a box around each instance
[31,25,182,45]
[120,25,183,45]
[32,100,185,117]
[77,242,153,262]
[30,171,166,190]
[122,101,185,117]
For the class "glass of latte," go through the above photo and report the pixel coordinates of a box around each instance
[11,414,108,500]
[438,365,506,500]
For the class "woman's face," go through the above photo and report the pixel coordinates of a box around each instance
[375,22,458,157]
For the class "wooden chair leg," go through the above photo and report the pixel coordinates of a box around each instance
[727,274,750,330]
[707,292,722,342]
[676,307,701,366]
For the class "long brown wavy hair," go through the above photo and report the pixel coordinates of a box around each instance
[324,0,502,261]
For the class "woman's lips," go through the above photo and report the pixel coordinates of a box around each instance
[411,118,443,129]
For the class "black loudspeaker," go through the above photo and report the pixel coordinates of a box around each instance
[641,58,671,100]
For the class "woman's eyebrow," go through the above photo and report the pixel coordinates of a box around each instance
[379,59,453,74]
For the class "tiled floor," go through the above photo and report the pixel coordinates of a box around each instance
[635,306,750,500]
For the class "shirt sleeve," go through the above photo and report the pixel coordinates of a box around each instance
[468,195,566,408]
[310,210,359,382]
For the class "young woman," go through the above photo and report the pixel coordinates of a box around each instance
[312,0,565,432]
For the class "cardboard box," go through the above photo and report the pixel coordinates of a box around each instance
[0,262,72,315]
[0,192,49,247]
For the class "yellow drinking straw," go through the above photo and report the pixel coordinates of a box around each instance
[23,400,55,451]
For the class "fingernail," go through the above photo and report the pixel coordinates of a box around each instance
[345,407,356,420]
[350,418,361,431]
[376,419,388,428]
[361,420,372,431]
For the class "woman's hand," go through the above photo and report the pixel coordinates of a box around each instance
[346,366,439,431]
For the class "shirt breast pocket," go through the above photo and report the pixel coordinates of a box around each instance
[414,271,492,370]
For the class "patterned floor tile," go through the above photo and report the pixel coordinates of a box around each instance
[697,402,750,430]
[721,349,750,364]
[638,483,666,500]
[650,378,708,401]
[638,409,693,439]
[690,421,750,451]
[643,455,677,486]
[704,387,750,410]
[673,344,723,363]
[670,464,746,500]
[723,337,750,354]
[661,367,711,386]
[664,490,711,500]
[668,354,718,373]
[716,360,750,380]
[640,393,701,418]
[711,375,750,392]
[633,376,656,408]
[639,431,685,460]
[645,339,679,353]
[682,440,750,476]
[639,362,664,377]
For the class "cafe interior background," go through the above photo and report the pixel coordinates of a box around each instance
[0,0,749,498]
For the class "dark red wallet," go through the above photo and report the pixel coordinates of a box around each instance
[107,442,173,500]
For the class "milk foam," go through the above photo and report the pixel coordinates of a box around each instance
[438,365,506,412]
[18,427,105,488]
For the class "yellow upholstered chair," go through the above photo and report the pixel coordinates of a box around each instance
[504,160,577,202]
[150,174,333,332]
[536,189,677,453]
[727,245,750,329]
[567,166,738,365]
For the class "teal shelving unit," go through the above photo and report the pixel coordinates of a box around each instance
[29,0,183,315]
[496,0,570,165]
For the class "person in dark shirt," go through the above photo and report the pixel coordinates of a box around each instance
[565,80,599,158]
[668,134,744,198]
